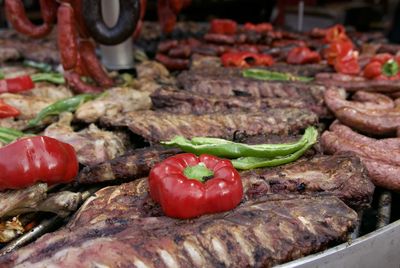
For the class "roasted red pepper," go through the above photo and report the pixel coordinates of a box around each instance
[0,136,78,190]
[0,75,35,93]
[363,54,400,80]
[323,39,354,65]
[244,22,273,33]
[334,50,360,75]
[221,52,274,68]
[209,19,237,35]
[324,24,347,43]
[287,47,321,64]
[149,153,243,219]
[0,99,20,119]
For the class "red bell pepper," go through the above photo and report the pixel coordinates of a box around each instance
[363,54,400,80]
[287,47,321,64]
[0,75,35,93]
[244,22,273,33]
[334,50,360,75]
[0,136,78,190]
[149,153,243,219]
[209,19,237,35]
[221,51,274,68]
[0,99,20,119]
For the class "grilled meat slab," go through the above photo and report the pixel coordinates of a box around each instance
[100,109,318,143]
[77,147,181,184]
[45,113,128,166]
[151,88,329,117]
[0,192,357,267]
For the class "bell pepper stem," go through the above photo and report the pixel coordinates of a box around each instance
[184,163,214,182]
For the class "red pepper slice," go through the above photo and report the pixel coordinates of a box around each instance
[324,24,347,43]
[244,22,273,33]
[209,19,237,35]
[287,47,321,65]
[323,39,354,65]
[0,75,35,93]
[0,136,78,190]
[0,99,20,118]
[334,51,360,75]
[221,52,274,68]
[149,153,243,219]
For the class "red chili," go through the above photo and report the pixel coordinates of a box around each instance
[0,75,35,93]
[149,153,243,219]
[221,52,274,68]
[210,19,238,35]
[0,99,20,119]
[244,22,273,33]
[334,51,360,75]
[0,136,78,190]
[287,47,321,64]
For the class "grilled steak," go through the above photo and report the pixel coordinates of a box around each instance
[0,192,357,267]
[100,109,318,143]
[151,88,330,117]
[77,147,181,184]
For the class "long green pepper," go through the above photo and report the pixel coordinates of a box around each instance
[162,127,314,158]
[231,127,318,170]
[243,69,313,82]
[28,94,95,127]
[0,127,26,144]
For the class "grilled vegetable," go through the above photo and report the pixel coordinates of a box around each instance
[243,69,313,82]
[28,94,95,127]
[31,73,65,84]
[0,75,35,93]
[0,127,25,144]
[0,100,20,119]
[161,127,313,158]
[23,60,52,73]
[221,52,274,68]
[363,54,400,80]
[231,127,318,170]
[210,19,237,35]
[287,47,321,65]
[0,136,78,190]
[149,153,243,219]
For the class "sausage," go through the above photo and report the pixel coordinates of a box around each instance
[168,0,184,14]
[335,106,400,136]
[64,72,102,93]
[324,87,395,112]
[204,33,236,45]
[79,40,114,88]
[168,45,192,58]
[157,0,177,34]
[5,0,53,38]
[155,53,189,70]
[57,3,78,70]
[40,0,58,24]
[361,159,400,191]
[157,40,179,53]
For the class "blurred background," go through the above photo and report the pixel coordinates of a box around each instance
[0,0,400,41]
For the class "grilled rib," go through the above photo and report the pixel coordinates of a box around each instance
[100,109,318,143]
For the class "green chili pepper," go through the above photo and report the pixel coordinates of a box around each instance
[0,127,26,144]
[231,127,318,170]
[23,60,53,73]
[243,69,313,82]
[162,127,315,158]
[31,73,65,85]
[28,94,95,127]
[0,71,4,80]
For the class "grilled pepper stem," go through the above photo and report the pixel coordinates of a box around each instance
[162,127,314,158]
[231,127,318,170]
[28,94,95,127]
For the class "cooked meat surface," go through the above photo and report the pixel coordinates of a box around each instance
[321,122,400,191]
[77,147,181,184]
[100,109,318,142]
[151,88,329,117]
[0,192,357,267]
[75,87,151,123]
[45,113,127,166]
